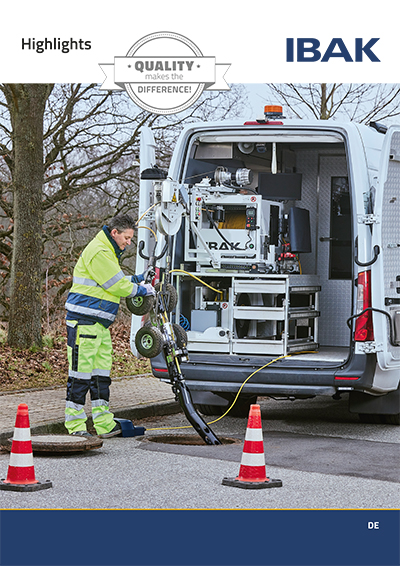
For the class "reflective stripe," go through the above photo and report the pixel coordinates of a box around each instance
[65,412,86,422]
[66,401,85,411]
[68,370,92,380]
[102,271,124,290]
[68,370,110,379]
[13,428,31,441]
[92,369,111,377]
[91,399,109,408]
[244,428,264,442]
[9,453,34,467]
[73,277,98,287]
[92,409,113,420]
[65,302,116,322]
[240,452,266,467]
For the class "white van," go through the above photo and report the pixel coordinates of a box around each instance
[130,106,400,424]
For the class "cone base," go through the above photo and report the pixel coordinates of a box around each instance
[0,479,52,492]
[222,477,282,489]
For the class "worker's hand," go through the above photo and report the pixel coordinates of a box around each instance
[139,282,156,296]
[142,265,156,282]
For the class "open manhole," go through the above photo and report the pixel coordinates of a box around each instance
[5,434,103,454]
[146,434,241,446]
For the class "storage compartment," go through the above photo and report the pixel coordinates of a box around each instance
[176,273,320,356]
[172,135,353,365]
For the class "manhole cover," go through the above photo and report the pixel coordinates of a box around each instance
[146,434,241,446]
[5,434,103,454]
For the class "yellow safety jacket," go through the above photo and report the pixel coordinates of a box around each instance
[65,227,142,327]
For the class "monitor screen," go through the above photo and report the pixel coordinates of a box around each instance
[258,173,302,200]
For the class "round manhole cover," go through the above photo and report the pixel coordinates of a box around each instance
[146,434,241,446]
[5,434,103,453]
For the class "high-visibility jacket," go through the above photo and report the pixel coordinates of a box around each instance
[65,227,143,327]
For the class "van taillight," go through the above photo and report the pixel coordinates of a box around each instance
[354,271,374,341]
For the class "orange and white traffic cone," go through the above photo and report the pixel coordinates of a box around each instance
[222,404,282,489]
[0,403,52,492]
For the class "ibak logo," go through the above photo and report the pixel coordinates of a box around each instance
[286,38,380,62]
[208,242,242,250]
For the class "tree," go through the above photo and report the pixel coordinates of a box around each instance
[0,83,247,348]
[264,83,400,123]
[2,85,53,348]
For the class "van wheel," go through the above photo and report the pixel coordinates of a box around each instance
[358,413,384,424]
[197,395,258,418]
[126,294,155,316]
[135,325,164,358]
[381,414,400,425]
[195,404,225,416]
[155,282,178,313]
[224,394,258,418]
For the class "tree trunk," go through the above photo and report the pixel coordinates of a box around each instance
[5,84,53,348]
[320,83,328,119]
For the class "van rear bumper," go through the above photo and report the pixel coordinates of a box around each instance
[151,351,376,398]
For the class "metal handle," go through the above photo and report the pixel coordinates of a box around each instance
[354,236,380,267]
[319,237,338,242]
[138,239,168,262]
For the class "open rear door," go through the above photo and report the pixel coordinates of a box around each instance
[135,126,156,275]
[371,126,400,370]
[130,126,156,355]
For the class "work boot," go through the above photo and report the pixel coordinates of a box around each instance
[71,431,93,437]
[99,421,122,439]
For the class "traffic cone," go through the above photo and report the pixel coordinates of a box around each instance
[0,403,52,492]
[222,404,282,489]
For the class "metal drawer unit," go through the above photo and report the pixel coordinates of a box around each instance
[232,275,320,356]
[174,271,320,356]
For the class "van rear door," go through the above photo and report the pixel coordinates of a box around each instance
[130,126,157,355]
[371,126,400,370]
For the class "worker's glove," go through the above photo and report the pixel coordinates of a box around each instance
[131,273,144,284]
[143,265,156,282]
[131,266,155,285]
[135,282,156,297]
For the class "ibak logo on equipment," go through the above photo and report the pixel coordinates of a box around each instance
[100,32,230,115]
[208,241,246,250]
[286,37,380,62]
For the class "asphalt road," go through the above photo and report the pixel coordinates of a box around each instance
[0,394,398,510]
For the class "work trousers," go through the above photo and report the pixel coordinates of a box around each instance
[65,321,115,435]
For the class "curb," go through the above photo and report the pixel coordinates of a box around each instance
[0,400,182,444]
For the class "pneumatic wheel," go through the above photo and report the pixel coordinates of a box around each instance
[172,323,188,349]
[126,294,155,316]
[155,282,178,313]
[135,325,164,358]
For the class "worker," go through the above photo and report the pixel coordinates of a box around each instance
[64,214,155,438]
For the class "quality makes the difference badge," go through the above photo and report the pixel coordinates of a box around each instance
[100,32,231,115]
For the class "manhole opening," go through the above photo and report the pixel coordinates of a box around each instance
[147,434,240,445]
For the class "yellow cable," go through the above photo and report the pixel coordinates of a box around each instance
[206,355,290,424]
[146,354,291,431]
[136,202,159,224]
[137,225,158,242]
[170,269,223,297]
[146,350,318,431]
